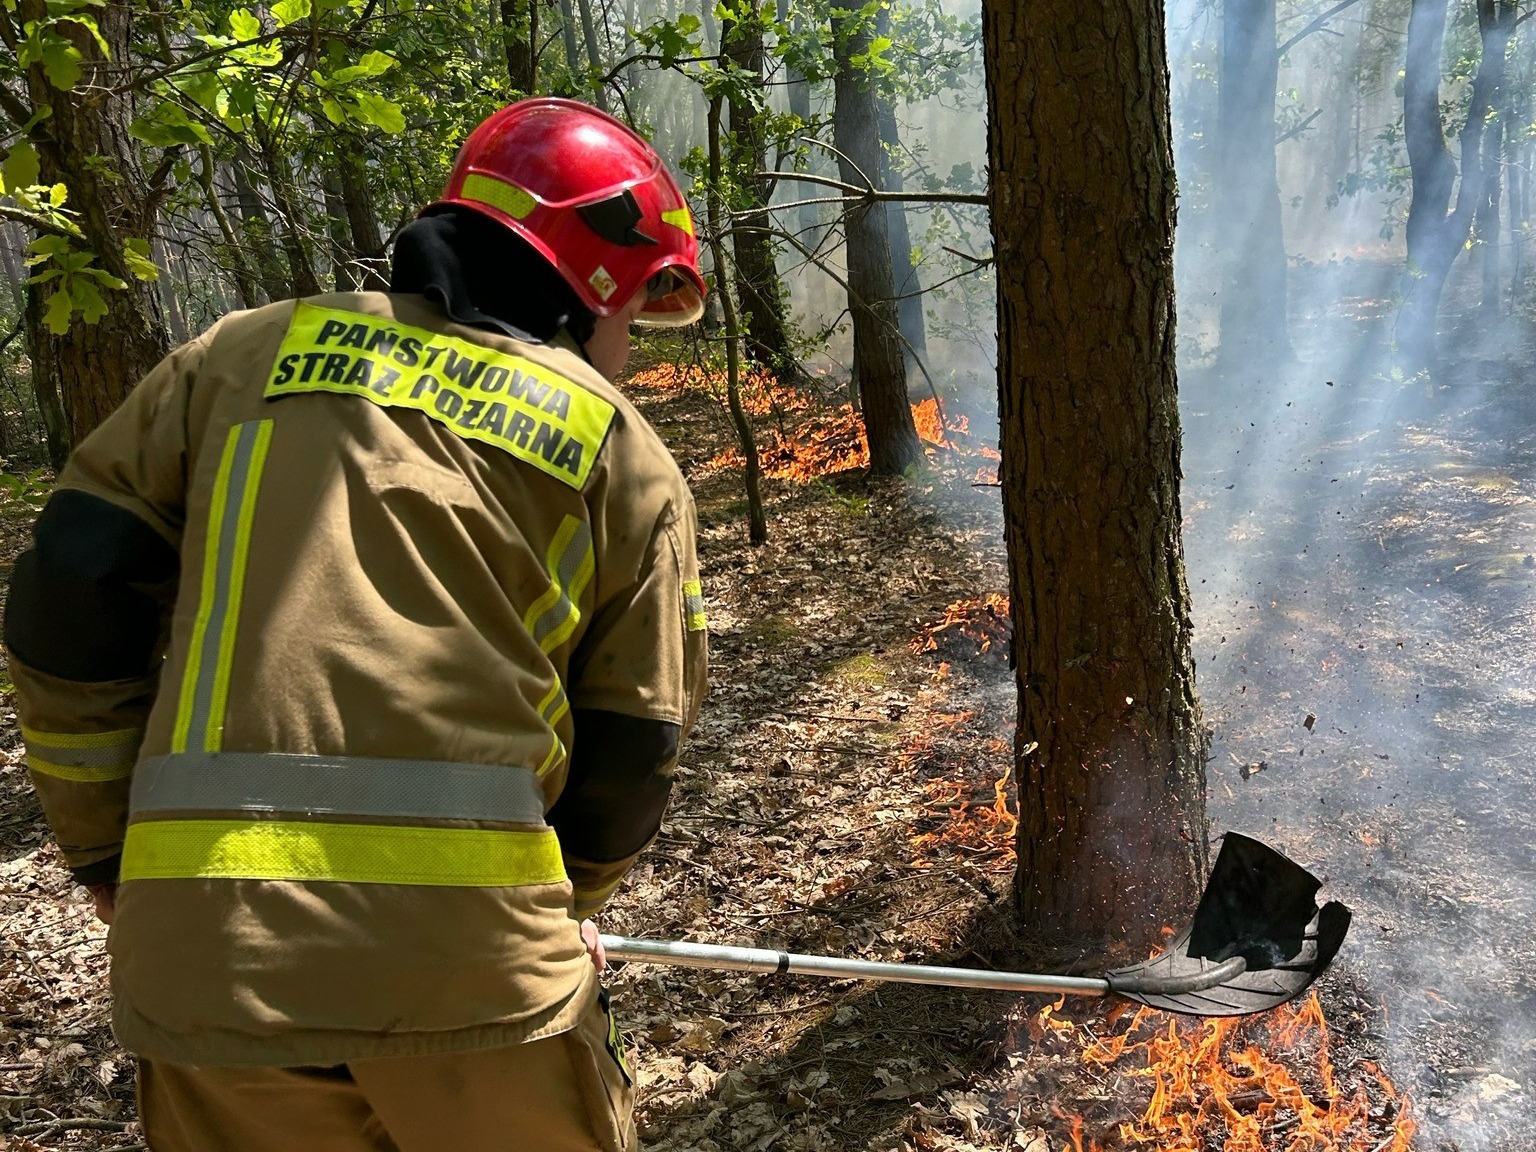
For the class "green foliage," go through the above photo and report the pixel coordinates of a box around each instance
[0,466,53,511]
[633,13,703,66]
[25,232,128,333]
[15,0,109,91]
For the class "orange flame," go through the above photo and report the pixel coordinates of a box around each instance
[913,594,1012,657]
[633,362,998,482]
[1025,992,1416,1151]
[909,731,1018,872]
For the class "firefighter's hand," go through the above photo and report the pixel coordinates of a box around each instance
[580,918,606,972]
[86,883,117,926]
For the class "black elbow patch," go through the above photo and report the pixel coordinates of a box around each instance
[3,490,178,682]
[547,709,680,864]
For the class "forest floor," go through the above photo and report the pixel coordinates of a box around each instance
[2,276,1534,1151]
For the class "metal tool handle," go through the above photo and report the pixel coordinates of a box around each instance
[599,934,1112,997]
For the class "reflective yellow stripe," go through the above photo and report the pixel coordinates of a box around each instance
[574,875,624,912]
[606,1001,632,1081]
[461,173,537,220]
[121,820,568,886]
[26,755,134,783]
[173,420,272,754]
[21,726,140,750]
[682,578,707,632]
[661,207,694,236]
[265,304,616,490]
[209,421,272,748]
[523,516,595,654]
[535,681,571,778]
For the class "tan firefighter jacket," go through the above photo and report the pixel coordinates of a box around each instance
[3,292,708,1066]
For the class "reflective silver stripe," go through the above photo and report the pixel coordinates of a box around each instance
[23,738,137,770]
[131,753,548,825]
[525,517,595,653]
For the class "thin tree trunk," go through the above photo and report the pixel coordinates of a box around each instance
[781,0,817,241]
[255,136,322,298]
[196,146,262,309]
[500,0,537,93]
[574,0,609,110]
[230,157,291,303]
[876,88,926,373]
[831,5,922,476]
[707,96,768,545]
[724,0,806,385]
[152,234,190,344]
[1478,9,1515,313]
[1216,0,1293,366]
[1395,0,1507,369]
[985,0,1208,952]
[558,0,582,91]
[338,153,389,291]
[324,171,359,292]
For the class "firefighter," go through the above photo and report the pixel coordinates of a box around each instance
[3,98,708,1152]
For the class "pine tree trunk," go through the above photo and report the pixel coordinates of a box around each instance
[985,0,1208,954]
[7,1,171,456]
[1216,0,1293,366]
[831,6,922,476]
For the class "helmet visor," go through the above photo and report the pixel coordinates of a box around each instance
[635,267,706,328]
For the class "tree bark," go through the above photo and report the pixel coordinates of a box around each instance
[723,0,805,386]
[831,5,922,476]
[7,1,171,456]
[500,0,538,94]
[1395,0,1508,369]
[1216,0,1293,366]
[984,0,1208,953]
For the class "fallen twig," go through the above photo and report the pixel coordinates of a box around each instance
[11,1117,132,1136]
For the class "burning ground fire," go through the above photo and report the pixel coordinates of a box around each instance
[1020,991,1415,1151]
[626,362,1001,483]
[907,599,1019,871]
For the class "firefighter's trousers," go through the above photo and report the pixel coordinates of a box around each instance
[137,995,637,1151]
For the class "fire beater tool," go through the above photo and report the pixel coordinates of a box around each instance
[601,832,1350,1018]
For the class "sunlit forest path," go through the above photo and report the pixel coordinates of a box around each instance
[9,309,1533,1149]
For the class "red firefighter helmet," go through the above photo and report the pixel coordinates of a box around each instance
[430,98,706,328]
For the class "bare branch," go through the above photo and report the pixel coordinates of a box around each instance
[1275,108,1325,145]
[1277,0,1365,57]
[755,172,989,207]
